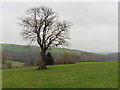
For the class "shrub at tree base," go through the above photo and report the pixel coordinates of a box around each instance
[35,53,79,66]
[45,52,54,65]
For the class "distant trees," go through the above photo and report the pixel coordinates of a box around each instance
[2,52,8,64]
[2,52,12,69]
[45,52,54,65]
[19,6,72,70]
[2,53,12,69]
[54,53,78,64]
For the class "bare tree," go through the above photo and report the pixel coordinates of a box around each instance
[19,6,72,70]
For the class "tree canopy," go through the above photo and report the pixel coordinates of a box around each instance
[19,6,72,69]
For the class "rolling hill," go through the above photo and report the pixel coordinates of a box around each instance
[2,60,24,69]
[1,43,83,54]
[0,43,118,65]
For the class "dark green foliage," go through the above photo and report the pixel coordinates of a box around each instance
[45,52,54,65]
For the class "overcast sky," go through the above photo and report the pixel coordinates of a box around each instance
[1,2,118,53]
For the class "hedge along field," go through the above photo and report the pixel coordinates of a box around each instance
[2,61,118,88]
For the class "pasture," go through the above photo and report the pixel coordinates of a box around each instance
[2,61,118,88]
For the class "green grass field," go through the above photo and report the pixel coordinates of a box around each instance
[7,61,24,67]
[2,61,118,88]
[2,60,24,69]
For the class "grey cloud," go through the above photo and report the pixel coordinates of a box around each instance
[1,2,118,52]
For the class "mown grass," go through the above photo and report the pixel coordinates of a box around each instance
[2,61,118,88]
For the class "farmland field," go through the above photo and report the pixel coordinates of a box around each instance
[2,60,24,69]
[2,61,118,88]
[4,60,24,67]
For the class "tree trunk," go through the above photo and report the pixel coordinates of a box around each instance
[37,50,47,70]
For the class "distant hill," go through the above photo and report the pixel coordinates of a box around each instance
[1,43,83,54]
[105,53,119,61]
[0,43,118,64]
[2,60,24,69]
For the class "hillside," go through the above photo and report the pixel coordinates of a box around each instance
[1,43,118,65]
[105,53,119,61]
[1,43,83,54]
[2,61,118,88]
[2,60,24,69]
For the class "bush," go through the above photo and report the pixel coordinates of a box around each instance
[45,52,54,65]
[26,52,79,66]
[34,52,54,66]
[54,53,79,65]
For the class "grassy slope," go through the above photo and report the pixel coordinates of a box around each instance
[1,43,87,54]
[2,60,24,68]
[7,60,24,67]
[1,43,39,52]
[3,61,118,88]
